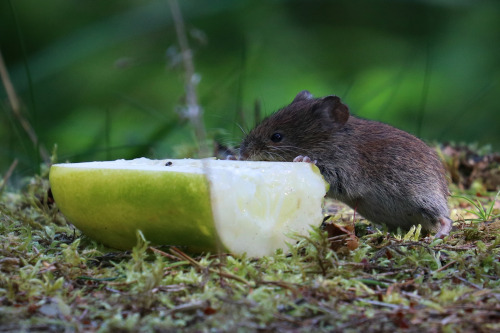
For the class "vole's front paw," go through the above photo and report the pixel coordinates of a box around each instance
[293,155,317,164]
[226,155,238,160]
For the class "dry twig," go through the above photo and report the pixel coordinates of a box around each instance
[0,159,18,192]
[152,246,251,286]
[0,49,50,164]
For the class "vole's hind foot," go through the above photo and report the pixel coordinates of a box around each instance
[293,155,317,164]
[434,216,453,239]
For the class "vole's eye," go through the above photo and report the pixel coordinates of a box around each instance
[270,132,283,143]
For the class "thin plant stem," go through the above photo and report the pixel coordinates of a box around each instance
[8,0,42,170]
[0,50,50,165]
[0,159,18,193]
[417,41,432,137]
[167,0,209,157]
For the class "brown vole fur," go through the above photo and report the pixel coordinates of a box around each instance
[238,90,453,238]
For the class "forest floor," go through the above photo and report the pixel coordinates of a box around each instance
[0,144,499,332]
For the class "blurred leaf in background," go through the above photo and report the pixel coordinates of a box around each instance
[1,0,499,179]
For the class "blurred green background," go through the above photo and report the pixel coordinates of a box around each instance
[1,0,499,177]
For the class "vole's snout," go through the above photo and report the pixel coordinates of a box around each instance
[238,141,252,160]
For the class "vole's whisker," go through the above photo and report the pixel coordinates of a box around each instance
[270,145,309,155]
[263,149,286,162]
[234,123,248,135]
[270,152,286,162]
[269,146,310,159]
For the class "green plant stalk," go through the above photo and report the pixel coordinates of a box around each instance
[454,190,500,222]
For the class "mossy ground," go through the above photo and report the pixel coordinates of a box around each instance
[1,156,499,333]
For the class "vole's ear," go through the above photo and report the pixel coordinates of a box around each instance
[317,96,350,128]
[292,90,313,103]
